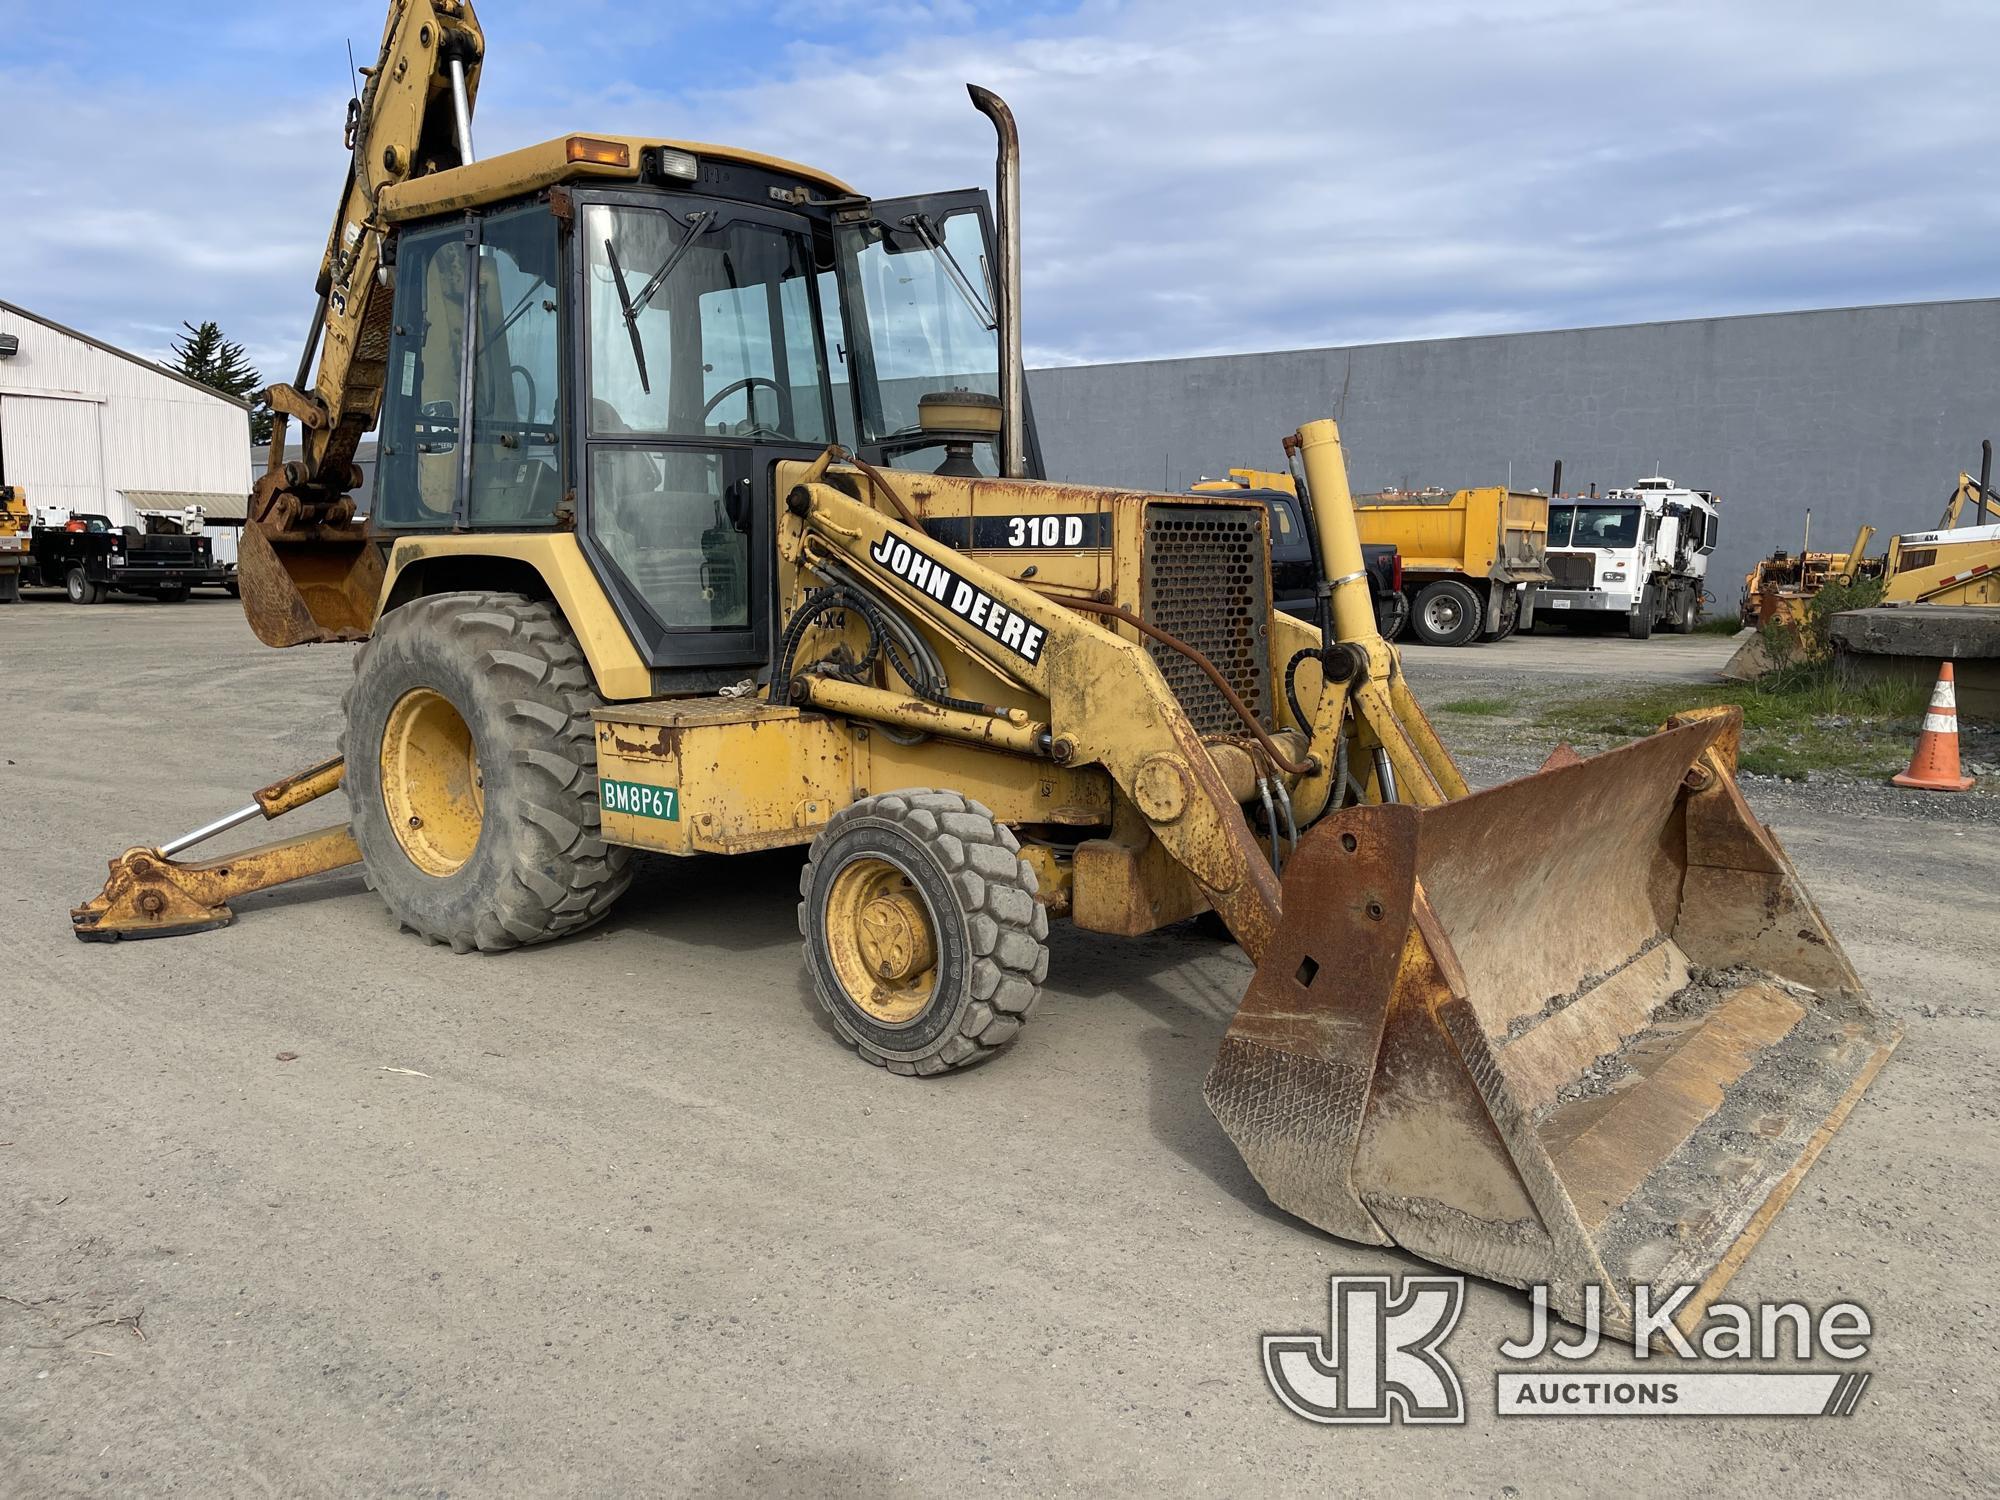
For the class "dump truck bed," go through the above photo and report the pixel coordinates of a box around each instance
[1356,486,1551,584]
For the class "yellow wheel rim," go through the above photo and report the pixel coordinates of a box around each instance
[825,856,940,1025]
[380,687,484,877]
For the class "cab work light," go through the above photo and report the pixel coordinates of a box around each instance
[654,147,699,180]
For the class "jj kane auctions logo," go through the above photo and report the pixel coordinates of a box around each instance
[1265,1276,1874,1423]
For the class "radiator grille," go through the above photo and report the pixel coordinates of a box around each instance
[1141,504,1272,735]
[1546,551,1596,590]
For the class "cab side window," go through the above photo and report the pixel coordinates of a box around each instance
[467,207,563,527]
[376,223,470,526]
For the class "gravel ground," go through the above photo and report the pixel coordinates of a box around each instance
[2,598,1996,1497]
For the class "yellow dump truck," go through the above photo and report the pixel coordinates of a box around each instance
[0,486,28,604]
[1353,484,1551,646]
[1194,469,1550,646]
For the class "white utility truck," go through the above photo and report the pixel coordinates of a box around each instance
[1537,476,1718,638]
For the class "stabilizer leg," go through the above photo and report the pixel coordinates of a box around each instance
[71,759,359,941]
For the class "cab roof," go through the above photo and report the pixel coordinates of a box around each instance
[380,134,857,223]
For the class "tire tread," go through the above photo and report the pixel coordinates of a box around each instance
[341,591,632,953]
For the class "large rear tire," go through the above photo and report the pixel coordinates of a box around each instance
[1481,585,1521,641]
[1670,590,1698,634]
[342,591,633,953]
[65,568,102,605]
[1409,579,1483,647]
[800,790,1047,1075]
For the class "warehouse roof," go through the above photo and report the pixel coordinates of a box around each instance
[0,300,254,411]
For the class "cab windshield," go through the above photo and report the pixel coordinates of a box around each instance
[836,207,999,451]
[1550,503,1641,550]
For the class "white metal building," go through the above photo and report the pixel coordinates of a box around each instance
[0,300,251,529]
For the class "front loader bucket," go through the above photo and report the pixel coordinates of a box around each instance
[237,519,383,647]
[1206,712,1898,1338]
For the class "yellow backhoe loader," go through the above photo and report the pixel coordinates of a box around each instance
[74,0,1898,1339]
[1881,443,2000,607]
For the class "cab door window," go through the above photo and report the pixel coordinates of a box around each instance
[377,222,471,526]
[582,201,832,648]
[584,203,830,443]
[466,206,563,527]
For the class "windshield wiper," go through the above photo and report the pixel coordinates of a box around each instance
[603,238,651,396]
[603,212,717,396]
[904,214,995,330]
[629,211,713,320]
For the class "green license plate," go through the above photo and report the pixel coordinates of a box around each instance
[600,778,678,821]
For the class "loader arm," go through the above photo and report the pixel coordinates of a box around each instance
[240,0,485,647]
[786,479,1291,958]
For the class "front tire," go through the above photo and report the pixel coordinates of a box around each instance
[342,591,633,953]
[1627,586,1656,640]
[801,790,1048,1075]
[1409,579,1483,647]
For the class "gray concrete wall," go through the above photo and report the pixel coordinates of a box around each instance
[1026,299,2000,609]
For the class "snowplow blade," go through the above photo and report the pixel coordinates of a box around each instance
[237,518,382,647]
[1206,710,1898,1338]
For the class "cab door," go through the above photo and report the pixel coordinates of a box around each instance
[576,194,841,682]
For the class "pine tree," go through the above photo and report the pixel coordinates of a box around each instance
[170,321,273,443]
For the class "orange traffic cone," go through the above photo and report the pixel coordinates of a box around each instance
[1893,662,1976,792]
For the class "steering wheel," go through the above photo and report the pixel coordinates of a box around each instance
[701,375,786,431]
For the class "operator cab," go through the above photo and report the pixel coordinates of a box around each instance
[368,135,1039,687]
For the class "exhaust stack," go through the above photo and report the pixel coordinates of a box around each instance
[968,86,1025,479]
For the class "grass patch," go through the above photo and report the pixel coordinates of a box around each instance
[1437,697,1515,717]
[1692,615,1745,635]
[1538,666,1931,779]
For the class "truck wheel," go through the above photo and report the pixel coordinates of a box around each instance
[1627,586,1656,640]
[1670,591,1698,634]
[1375,591,1409,642]
[341,591,633,953]
[0,571,17,604]
[65,568,101,605]
[155,584,191,603]
[1410,579,1483,647]
[801,789,1048,1075]
[1482,586,1521,641]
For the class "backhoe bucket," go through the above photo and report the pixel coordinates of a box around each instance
[237,518,383,647]
[1206,712,1898,1338]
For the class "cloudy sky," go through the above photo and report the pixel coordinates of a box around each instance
[2,0,1993,381]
